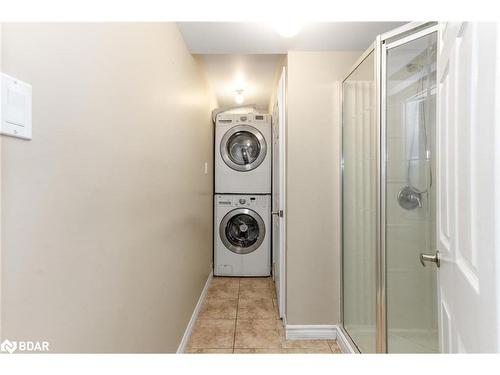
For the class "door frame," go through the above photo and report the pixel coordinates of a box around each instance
[272,66,287,319]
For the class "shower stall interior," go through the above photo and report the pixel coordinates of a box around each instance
[341,22,439,353]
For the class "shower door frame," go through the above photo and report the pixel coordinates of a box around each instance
[339,41,378,354]
[380,22,438,354]
[340,21,438,354]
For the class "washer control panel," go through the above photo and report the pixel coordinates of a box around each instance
[217,113,271,127]
[216,195,270,208]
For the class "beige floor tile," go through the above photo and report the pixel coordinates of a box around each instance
[207,284,239,299]
[272,299,280,320]
[237,298,275,319]
[185,348,234,354]
[271,287,277,299]
[234,319,282,349]
[187,319,235,349]
[327,340,343,353]
[234,348,284,354]
[276,320,286,338]
[211,277,240,289]
[239,277,271,289]
[283,348,333,354]
[239,285,274,300]
[281,339,331,350]
[199,298,238,320]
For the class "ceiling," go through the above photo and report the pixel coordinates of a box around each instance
[197,54,283,109]
[178,22,407,54]
[185,22,407,109]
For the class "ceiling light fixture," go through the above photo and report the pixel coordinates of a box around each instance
[274,21,304,38]
[234,89,244,105]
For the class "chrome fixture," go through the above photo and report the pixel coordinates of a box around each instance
[397,34,434,211]
[397,185,423,210]
[271,210,283,217]
[420,251,440,268]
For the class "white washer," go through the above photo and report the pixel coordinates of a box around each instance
[214,194,271,277]
[215,113,271,194]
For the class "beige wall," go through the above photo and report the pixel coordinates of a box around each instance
[0,23,215,352]
[286,51,361,325]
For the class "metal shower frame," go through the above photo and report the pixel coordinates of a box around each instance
[339,21,438,354]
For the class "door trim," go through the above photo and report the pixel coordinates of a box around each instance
[278,66,287,319]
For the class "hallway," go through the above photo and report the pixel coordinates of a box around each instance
[186,277,342,353]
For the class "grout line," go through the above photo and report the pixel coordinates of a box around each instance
[232,277,241,353]
[195,278,340,354]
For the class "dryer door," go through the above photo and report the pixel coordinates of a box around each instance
[220,208,266,254]
[220,125,267,172]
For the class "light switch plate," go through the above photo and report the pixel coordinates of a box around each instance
[1,73,32,140]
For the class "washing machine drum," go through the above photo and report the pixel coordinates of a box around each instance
[221,125,267,172]
[220,208,266,255]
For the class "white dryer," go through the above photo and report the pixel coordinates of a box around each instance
[214,194,271,277]
[215,113,271,194]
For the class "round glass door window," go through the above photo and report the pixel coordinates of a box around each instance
[220,125,267,172]
[220,208,265,254]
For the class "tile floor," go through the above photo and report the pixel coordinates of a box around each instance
[186,276,342,354]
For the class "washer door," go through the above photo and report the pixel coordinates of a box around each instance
[220,208,266,255]
[220,125,267,172]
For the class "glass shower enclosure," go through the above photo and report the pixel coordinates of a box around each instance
[341,22,439,353]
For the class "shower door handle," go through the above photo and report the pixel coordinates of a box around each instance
[420,251,440,268]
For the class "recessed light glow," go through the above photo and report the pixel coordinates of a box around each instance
[274,21,304,38]
[235,89,244,104]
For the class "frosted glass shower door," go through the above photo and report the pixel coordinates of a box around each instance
[384,30,439,353]
[342,51,377,353]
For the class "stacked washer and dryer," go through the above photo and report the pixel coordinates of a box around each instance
[214,113,272,277]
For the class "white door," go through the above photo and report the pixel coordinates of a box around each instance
[272,67,286,317]
[437,22,500,352]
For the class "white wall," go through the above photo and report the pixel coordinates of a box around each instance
[0,23,215,353]
[286,51,361,325]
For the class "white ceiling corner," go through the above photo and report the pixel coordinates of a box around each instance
[177,22,407,54]
[197,54,283,109]
[181,22,407,109]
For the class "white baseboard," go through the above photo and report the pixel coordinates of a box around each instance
[335,326,356,354]
[285,324,337,340]
[285,324,356,353]
[176,271,213,353]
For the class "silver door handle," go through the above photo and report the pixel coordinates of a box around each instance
[272,210,283,217]
[420,251,440,268]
